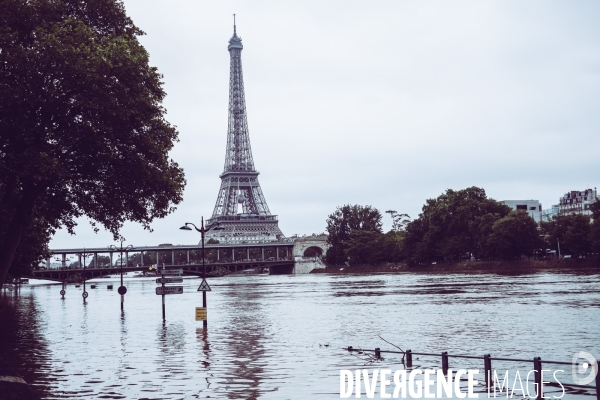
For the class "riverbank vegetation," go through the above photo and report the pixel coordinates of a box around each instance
[326,187,600,267]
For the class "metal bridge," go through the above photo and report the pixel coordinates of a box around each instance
[32,241,296,282]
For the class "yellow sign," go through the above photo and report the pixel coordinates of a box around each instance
[195,307,207,321]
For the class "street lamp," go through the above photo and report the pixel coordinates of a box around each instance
[180,217,223,328]
[109,241,133,311]
[81,249,93,303]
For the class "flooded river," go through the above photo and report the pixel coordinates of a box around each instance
[1,271,599,399]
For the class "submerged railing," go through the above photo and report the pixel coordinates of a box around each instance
[345,346,600,400]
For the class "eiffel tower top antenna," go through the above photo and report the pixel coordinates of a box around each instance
[233,14,236,35]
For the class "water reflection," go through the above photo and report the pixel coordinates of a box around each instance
[213,282,278,399]
[0,272,599,399]
[0,290,52,398]
[196,327,213,395]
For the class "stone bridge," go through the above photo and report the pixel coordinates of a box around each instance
[291,234,330,274]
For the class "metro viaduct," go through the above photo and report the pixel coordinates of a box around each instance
[31,242,296,282]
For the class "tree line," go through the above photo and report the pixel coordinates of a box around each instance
[325,187,600,266]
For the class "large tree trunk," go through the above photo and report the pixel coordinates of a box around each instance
[0,192,37,289]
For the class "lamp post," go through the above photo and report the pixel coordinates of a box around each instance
[81,248,92,303]
[180,217,223,328]
[109,241,133,311]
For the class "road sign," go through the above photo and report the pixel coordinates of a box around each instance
[161,269,183,276]
[118,286,127,295]
[60,289,65,296]
[195,307,207,321]
[156,286,183,295]
[82,291,88,298]
[156,277,183,284]
[197,279,211,292]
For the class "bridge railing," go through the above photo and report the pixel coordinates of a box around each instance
[36,255,295,272]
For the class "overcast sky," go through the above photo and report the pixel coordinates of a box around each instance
[50,1,600,249]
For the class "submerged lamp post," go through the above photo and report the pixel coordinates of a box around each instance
[109,241,133,311]
[81,249,92,303]
[180,217,223,328]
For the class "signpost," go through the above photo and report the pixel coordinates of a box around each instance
[156,277,183,284]
[197,279,211,292]
[195,307,207,321]
[157,265,183,320]
[180,218,222,328]
[156,286,183,295]
[161,269,183,276]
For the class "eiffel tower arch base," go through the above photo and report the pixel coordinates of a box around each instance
[204,215,284,245]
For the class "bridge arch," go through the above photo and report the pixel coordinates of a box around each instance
[292,236,329,259]
[303,246,323,257]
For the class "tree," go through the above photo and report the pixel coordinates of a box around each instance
[403,187,511,264]
[3,214,51,278]
[541,214,591,258]
[385,210,411,233]
[344,230,383,265]
[0,0,185,288]
[325,205,382,265]
[88,255,111,267]
[589,200,600,254]
[487,211,543,260]
[590,199,600,220]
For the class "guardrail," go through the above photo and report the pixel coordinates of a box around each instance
[345,347,599,400]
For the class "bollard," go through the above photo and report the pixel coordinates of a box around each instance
[442,352,449,375]
[533,357,542,400]
[406,350,413,368]
[375,348,381,360]
[484,354,492,388]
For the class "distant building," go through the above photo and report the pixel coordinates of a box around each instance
[558,188,598,217]
[541,204,560,222]
[500,200,542,223]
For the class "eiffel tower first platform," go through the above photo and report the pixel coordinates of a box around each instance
[205,21,284,245]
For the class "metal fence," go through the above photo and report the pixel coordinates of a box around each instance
[346,347,599,400]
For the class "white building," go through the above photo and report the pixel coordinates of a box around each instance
[500,200,542,223]
[559,188,598,217]
[541,204,560,222]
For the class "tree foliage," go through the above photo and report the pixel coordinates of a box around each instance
[590,200,600,254]
[487,211,544,260]
[541,214,592,258]
[403,187,512,264]
[324,188,576,266]
[385,210,410,232]
[0,0,185,287]
[325,205,382,265]
[1,209,50,278]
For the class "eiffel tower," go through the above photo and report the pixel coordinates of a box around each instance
[205,19,284,244]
